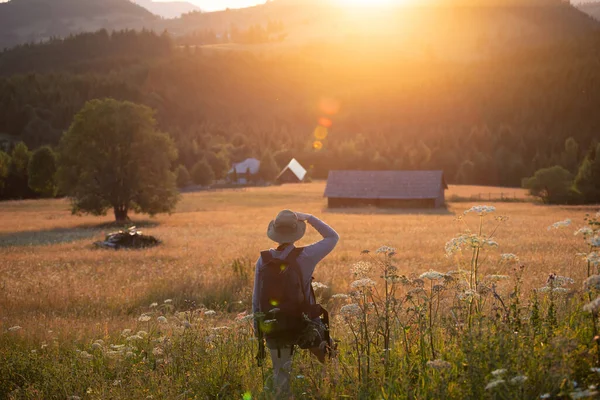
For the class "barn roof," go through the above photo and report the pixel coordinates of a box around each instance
[324,170,447,200]
[229,158,260,174]
[277,158,307,181]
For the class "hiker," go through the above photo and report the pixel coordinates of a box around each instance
[252,210,339,397]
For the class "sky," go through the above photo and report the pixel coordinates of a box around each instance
[156,0,265,11]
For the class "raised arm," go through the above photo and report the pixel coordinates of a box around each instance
[296,213,339,265]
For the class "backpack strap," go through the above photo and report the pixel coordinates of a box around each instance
[260,250,273,263]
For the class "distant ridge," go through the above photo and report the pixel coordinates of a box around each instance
[132,0,201,19]
[0,0,157,49]
[577,1,600,19]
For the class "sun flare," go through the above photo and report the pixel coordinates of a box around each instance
[334,0,412,7]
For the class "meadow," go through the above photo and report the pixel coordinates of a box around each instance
[1,182,599,399]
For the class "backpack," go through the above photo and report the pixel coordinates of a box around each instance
[257,247,327,348]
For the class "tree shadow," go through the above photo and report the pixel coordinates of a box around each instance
[0,220,160,248]
[323,207,455,216]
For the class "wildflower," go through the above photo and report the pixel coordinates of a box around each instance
[547,218,571,230]
[485,379,505,390]
[296,375,305,379]
[79,351,93,360]
[540,394,551,399]
[152,347,164,356]
[204,310,216,316]
[91,343,103,351]
[591,367,600,373]
[459,290,480,301]
[445,235,468,256]
[94,339,104,346]
[570,389,599,399]
[586,253,600,267]
[427,359,452,370]
[164,299,173,304]
[183,321,192,329]
[591,237,600,247]
[407,287,427,297]
[501,253,520,263]
[575,227,594,236]
[157,316,168,324]
[312,282,329,290]
[464,205,496,216]
[126,335,143,342]
[137,330,148,338]
[419,270,446,280]
[375,246,396,254]
[112,380,121,386]
[485,275,510,282]
[553,288,570,294]
[350,279,376,289]
[125,351,135,358]
[331,293,349,299]
[551,275,574,287]
[583,275,600,290]
[110,344,125,350]
[149,302,158,308]
[212,326,230,331]
[121,329,132,337]
[340,304,362,317]
[510,375,528,384]
[8,326,22,332]
[491,369,507,377]
[584,296,600,313]
[138,314,151,322]
[351,261,372,279]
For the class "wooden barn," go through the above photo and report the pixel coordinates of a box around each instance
[324,170,448,208]
[276,158,307,184]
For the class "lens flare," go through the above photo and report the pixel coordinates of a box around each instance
[313,141,323,151]
[318,117,332,128]
[319,98,340,116]
[314,126,328,140]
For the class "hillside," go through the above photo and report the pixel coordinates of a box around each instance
[133,0,201,19]
[577,1,600,19]
[0,0,157,49]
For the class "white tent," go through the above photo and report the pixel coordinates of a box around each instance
[229,158,260,175]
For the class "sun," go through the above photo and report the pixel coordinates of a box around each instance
[334,0,409,6]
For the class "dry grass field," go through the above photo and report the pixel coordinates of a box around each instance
[0,183,588,339]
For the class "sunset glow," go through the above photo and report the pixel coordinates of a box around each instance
[334,0,409,7]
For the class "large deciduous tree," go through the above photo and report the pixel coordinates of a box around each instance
[57,99,179,222]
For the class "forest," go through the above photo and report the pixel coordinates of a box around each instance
[0,22,599,200]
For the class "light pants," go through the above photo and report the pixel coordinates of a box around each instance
[269,346,294,398]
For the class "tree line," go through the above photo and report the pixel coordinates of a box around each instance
[1,28,600,203]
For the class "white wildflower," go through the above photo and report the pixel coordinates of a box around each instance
[485,379,505,390]
[547,218,571,230]
[137,331,148,338]
[149,302,158,308]
[484,239,499,248]
[157,316,168,324]
[375,246,396,254]
[94,339,104,346]
[204,310,217,316]
[112,380,121,386]
[340,304,362,317]
[419,270,446,280]
[591,367,600,373]
[79,351,93,360]
[351,261,372,279]
[312,282,329,290]
[540,394,551,399]
[110,344,125,350]
[501,253,520,263]
[583,296,600,313]
[164,299,173,304]
[331,293,350,299]
[296,375,305,379]
[570,389,599,399]
[445,235,468,256]
[575,227,593,236]
[485,275,510,282]
[8,326,22,332]
[553,275,575,287]
[459,290,480,301]
[212,326,230,331]
[152,347,164,356]
[586,252,600,267]
[126,335,143,342]
[491,369,507,377]
[510,375,528,384]
[350,278,376,289]
[121,329,132,337]
[125,351,134,358]
[591,237,600,247]
[91,343,103,351]
[105,350,123,359]
[553,287,570,294]
[427,359,452,370]
[538,287,551,293]
[138,314,151,322]
[464,205,496,216]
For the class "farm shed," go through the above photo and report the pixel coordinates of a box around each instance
[276,158,307,184]
[324,170,448,208]
[228,158,260,184]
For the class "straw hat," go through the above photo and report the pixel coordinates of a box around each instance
[267,210,306,244]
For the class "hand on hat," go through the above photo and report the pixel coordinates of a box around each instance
[295,212,312,222]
